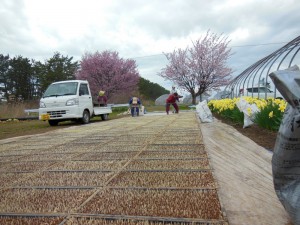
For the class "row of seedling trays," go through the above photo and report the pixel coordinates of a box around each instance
[1,158,209,172]
[0,188,225,224]
[0,114,227,224]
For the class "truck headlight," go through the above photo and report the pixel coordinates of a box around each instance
[40,101,46,108]
[66,98,79,106]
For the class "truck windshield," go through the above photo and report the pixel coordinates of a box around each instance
[43,82,78,97]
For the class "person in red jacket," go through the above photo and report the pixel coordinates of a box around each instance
[166,92,182,115]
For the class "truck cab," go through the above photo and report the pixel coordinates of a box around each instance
[39,80,111,126]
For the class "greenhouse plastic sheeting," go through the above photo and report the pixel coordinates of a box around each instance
[269,65,300,225]
[196,100,213,123]
[236,97,260,128]
[155,94,169,106]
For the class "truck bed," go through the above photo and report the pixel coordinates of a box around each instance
[93,106,112,116]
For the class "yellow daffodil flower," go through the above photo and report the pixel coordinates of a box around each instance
[269,111,274,118]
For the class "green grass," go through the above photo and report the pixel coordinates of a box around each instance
[0,119,72,140]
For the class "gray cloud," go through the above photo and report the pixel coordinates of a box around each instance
[0,0,299,89]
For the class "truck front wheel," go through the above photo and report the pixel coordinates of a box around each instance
[48,120,59,126]
[81,110,90,124]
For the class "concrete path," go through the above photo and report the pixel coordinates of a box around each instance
[200,117,290,225]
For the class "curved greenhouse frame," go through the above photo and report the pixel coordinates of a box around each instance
[224,36,300,99]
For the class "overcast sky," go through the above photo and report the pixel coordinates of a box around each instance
[1,0,299,90]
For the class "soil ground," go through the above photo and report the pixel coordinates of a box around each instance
[213,114,278,151]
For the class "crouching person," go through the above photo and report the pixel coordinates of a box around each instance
[166,92,182,115]
[129,96,141,117]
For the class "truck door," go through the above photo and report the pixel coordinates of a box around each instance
[79,83,93,113]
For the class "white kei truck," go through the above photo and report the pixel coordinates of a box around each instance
[39,80,112,126]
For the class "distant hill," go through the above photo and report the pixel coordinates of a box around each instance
[138,77,169,101]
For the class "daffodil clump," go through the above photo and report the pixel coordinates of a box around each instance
[208,97,287,131]
[208,98,244,124]
[254,98,287,130]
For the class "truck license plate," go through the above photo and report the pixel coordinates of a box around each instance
[41,114,50,120]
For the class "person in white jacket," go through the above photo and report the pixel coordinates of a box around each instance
[170,86,177,94]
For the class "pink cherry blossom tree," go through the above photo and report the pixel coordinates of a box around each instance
[76,50,140,100]
[159,31,233,104]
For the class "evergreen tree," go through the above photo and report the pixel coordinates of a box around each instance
[0,54,10,98]
[7,56,33,100]
[138,77,169,100]
[39,52,79,94]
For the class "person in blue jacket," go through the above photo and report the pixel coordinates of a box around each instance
[129,96,141,117]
